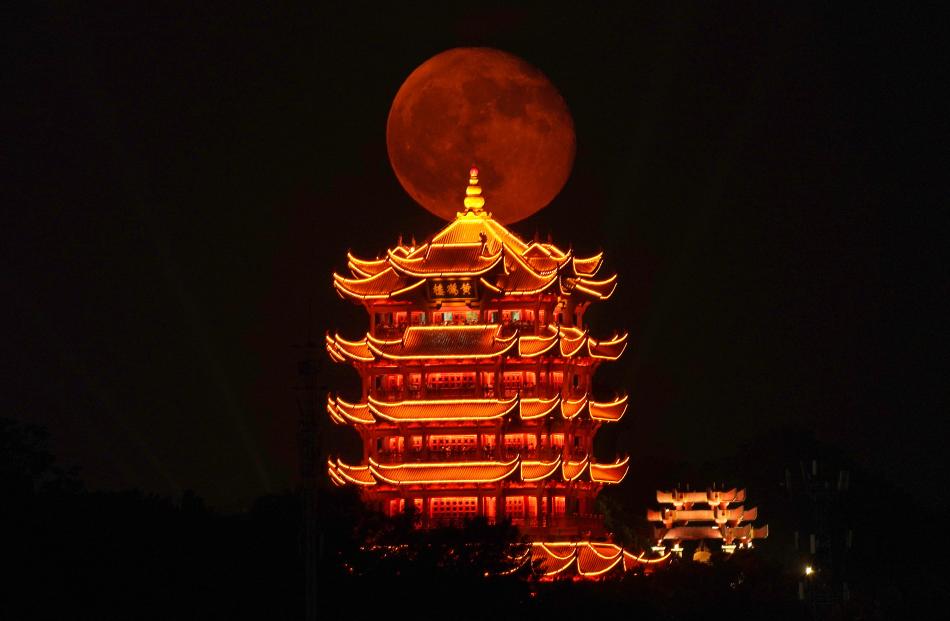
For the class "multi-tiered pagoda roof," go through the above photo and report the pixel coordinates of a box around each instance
[326,167,642,577]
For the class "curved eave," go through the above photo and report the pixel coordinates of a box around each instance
[532,543,578,576]
[325,396,346,425]
[573,274,618,300]
[559,332,589,357]
[327,334,375,363]
[325,340,347,364]
[576,543,623,576]
[346,252,389,278]
[509,244,569,277]
[588,333,629,360]
[589,395,629,422]
[589,456,630,484]
[622,550,672,569]
[367,395,518,423]
[335,459,376,486]
[520,457,562,482]
[368,457,519,485]
[518,331,560,357]
[560,396,588,420]
[561,456,589,482]
[332,269,426,301]
[520,395,562,421]
[334,397,376,424]
[572,253,604,277]
[326,463,346,487]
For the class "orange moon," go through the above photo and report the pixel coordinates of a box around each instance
[387,48,575,224]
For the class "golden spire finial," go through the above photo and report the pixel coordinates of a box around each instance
[463,165,486,213]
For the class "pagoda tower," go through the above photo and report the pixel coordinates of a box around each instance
[326,168,629,540]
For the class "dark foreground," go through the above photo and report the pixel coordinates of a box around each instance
[2,418,943,620]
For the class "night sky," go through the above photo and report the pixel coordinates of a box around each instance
[5,3,943,511]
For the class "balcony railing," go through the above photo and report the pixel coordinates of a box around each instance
[373,447,568,464]
[370,387,572,402]
[371,320,550,339]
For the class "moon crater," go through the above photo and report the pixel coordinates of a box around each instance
[387,48,575,224]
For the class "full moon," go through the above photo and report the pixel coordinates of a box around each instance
[387,48,575,224]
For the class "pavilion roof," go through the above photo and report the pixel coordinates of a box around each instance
[526,542,673,578]
[656,488,747,508]
[576,542,624,577]
[655,523,768,543]
[646,506,757,525]
[335,188,612,302]
[326,325,627,363]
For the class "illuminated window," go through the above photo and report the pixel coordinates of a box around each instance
[502,310,521,322]
[553,496,566,516]
[466,311,478,324]
[480,434,496,448]
[430,497,477,519]
[410,436,422,451]
[504,434,525,449]
[488,311,499,323]
[550,433,564,448]
[503,371,524,396]
[484,496,496,520]
[388,499,405,516]
[552,372,563,386]
[395,312,407,325]
[428,435,476,450]
[427,372,476,390]
[383,436,404,452]
[411,311,426,325]
[505,496,525,518]
[527,496,538,518]
[504,434,538,451]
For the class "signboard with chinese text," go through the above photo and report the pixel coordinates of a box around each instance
[427,278,478,301]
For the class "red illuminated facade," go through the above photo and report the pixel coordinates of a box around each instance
[326,168,629,540]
